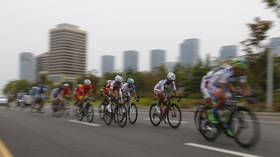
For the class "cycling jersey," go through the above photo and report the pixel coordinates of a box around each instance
[61,87,71,98]
[74,87,83,100]
[36,87,47,99]
[154,80,176,91]
[122,83,136,96]
[201,70,217,99]
[50,88,59,100]
[105,80,122,95]
[80,84,93,97]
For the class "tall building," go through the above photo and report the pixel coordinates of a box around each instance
[150,49,166,71]
[164,62,176,72]
[36,52,50,79]
[269,37,280,57]
[20,52,35,82]
[123,50,138,72]
[180,39,200,66]
[48,23,87,82]
[220,45,238,61]
[101,55,115,76]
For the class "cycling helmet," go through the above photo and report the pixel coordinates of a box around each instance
[115,75,123,83]
[231,58,248,69]
[32,86,37,89]
[40,84,44,88]
[63,83,69,87]
[167,72,176,81]
[84,79,91,86]
[127,78,134,84]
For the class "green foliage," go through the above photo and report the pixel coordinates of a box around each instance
[3,80,31,94]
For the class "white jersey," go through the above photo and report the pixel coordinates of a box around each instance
[154,80,176,91]
[201,70,217,90]
[122,83,136,92]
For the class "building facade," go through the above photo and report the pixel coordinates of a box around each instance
[220,45,238,61]
[164,62,176,72]
[180,39,200,66]
[101,55,115,76]
[123,50,138,72]
[20,52,35,82]
[48,23,87,82]
[150,49,166,71]
[36,52,50,80]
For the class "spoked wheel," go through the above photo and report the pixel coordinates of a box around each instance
[149,104,161,126]
[86,106,94,123]
[104,105,113,125]
[77,108,84,121]
[167,103,182,129]
[231,106,260,148]
[194,105,205,131]
[198,107,220,141]
[99,103,105,119]
[116,104,127,127]
[128,103,138,124]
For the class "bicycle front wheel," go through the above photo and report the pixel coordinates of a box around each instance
[116,104,127,127]
[167,103,182,129]
[86,106,94,123]
[104,105,113,125]
[128,103,138,124]
[149,104,161,126]
[99,103,105,119]
[231,106,260,148]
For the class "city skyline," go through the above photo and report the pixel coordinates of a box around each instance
[0,0,279,92]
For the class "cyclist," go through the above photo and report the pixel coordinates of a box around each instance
[153,72,178,114]
[207,58,252,136]
[34,84,47,112]
[29,87,37,104]
[73,84,83,107]
[122,78,137,105]
[79,79,93,110]
[105,75,123,112]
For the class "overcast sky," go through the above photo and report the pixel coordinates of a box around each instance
[0,0,279,93]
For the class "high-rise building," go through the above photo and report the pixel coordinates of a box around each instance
[20,52,35,82]
[150,49,166,71]
[48,23,87,82]
[220,45,238,61]
[164,62,176,72]
[180,39,200,66]
[123,50,138,72]
[36,52,50,79]
[269,37,280,57]
[101,55,115,76]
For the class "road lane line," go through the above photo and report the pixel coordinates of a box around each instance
[68,120,101,126]
[0,139,14,157]
[256,120,280,125]
[143,118,188,124]
[184,143,261,157]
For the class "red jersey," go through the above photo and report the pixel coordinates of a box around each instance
[81,84,93,97]
[61,87,71,98]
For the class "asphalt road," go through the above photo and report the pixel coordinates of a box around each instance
[0,104,280,157]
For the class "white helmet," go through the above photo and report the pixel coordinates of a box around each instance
[63,83,69,87]
[115,75,123,83]
[84,79,91,86]
[167,72,176,81]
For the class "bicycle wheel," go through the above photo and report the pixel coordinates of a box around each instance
[99,103,105,119]
[128,103,138,124]
[55,105,65,118]
[194,105,205,131]
[198,107,220,141]
[86,106,94,123]
[104,105,113,125]
[77,108,84,121]
[231,106,260,148]
[116,104,127,127]
[149,104,161,126]
[167,103,182,129]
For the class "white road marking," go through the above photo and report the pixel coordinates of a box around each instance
[184,143,262,157]
[68,120,101,126]
[143,118,188,124]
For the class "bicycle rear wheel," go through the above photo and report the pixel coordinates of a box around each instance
[149,104,161,126]
[116,104,127,127]
[198,107,220,141]
[231,106,260,148]
[167,103,182,129]
[128,103,138,124]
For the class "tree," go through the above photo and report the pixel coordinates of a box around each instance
[3,80,30,94]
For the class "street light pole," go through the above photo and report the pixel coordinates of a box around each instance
[267,48,274,109]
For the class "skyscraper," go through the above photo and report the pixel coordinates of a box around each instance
[180,39,200,66]
[220,45,238,61]
[123,50,138,72]
[150,49,166,71]
[101,55,115,76]
[164,62,176,72]
[36,52,50,79]
[20,52,35,82]
[269,37,280,57]
[48,23,87,82]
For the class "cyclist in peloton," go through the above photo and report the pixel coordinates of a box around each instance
[207,58,252,136]
[73,84,83,107]
[105,75,123,112]
[34,84,47,113]
[122,78,137,105]
[58,83,71,109]
[154,72,178,114]
[80,79,93,101]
